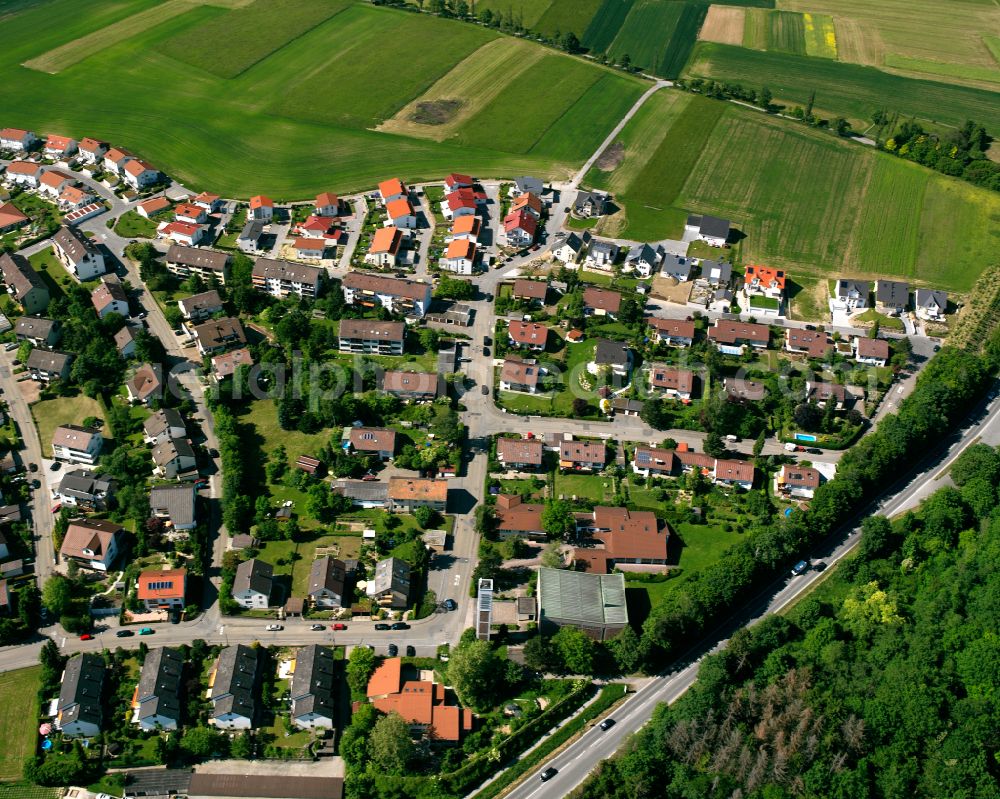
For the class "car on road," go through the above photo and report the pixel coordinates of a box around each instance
[540,768,558,782]
[265,624,283,631]
[51,503,61,514]
[116,630,134,638]
[443,599,457,611]
[806,447,823,454]
[4,341,18,351]
[481,385,489,395]
[388,643,398,657]
[31,479,40,489]
[790,560,809,576]
[406,645,416,657]
[391,622,410,630]
[79,633,93,641]
[28,463,37,472]
[49,461,60,471]
[483,336,491,346]
[813,561,827,572]
[333,623,347,630]
[310,624,325,631]
[599,718,616,731]
[139,627,155,635]
[483,347,490,357]
[374,623,391,631]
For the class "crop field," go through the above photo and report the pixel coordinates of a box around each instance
[534,0,603,38]
[605,0,707,78]
[0,0,647,197]
[583,0,635,53]
[0,667,41,781]
[588,92,1000,291]
[686,43,1000,132]
[699,5,745,46]
[741,9,835,57]
[882,53,1000,86]
[472,0,554,28]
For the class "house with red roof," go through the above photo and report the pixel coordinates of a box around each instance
[503,209,536,247]
[854,336,890,367]
[123,159,159,190]
[0,202,29,235]
[442,238,476,275]
[378,178,407,203]
[38,169,76,200]
[444,173,473,192]
[4,160,44,189]
[507,320,547,351]
[44,135,77,160]
[573,507,668,573]
[137,568,187,611]
[76,138,108,165]
[249,195,274,221]
[511,192,542,219]
[365,226,403,267]
[314,191,339,217]
[495,438,544,470]
[386,197,417,229]
[708,320,770,355]
[137,196,171,219]
[174,203,207,225]
[494,494,546,537]
[193,192,222,213]
[449,214,481,242]
[785,329,832,359]
[292,237,327,260]
[582,286,621,318]
[158,221,206,247]
[743,264,785,299]
[0,128,38,152]
[648,364,695,399]
[648,317,695,347]
[442,187,478,220]
[58,185,94,211]
[103,147,133,175]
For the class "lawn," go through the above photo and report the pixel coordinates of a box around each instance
[0,666,42,781]
[290,533,363,596]
[0,0,651,197]
[27,247,70,298]
[243,399,337,461]
[554,471,612,502]
[114,209,163,238]
[31,394,110,457]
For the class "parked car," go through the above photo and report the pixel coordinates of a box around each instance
[406,645,416,657]
[483,347,490,357]
[4,342,18,351]
[391,622,410,630]
[79,633,93,641]
[28,463,37,472]
[265,624,283,631]
[333,623,348,631]
[483,335,491,346]
[443,599,457,611]
[139,627,155,635]
[51,503,61,514]
[540,768,558,782]
[813,561,828,572]
[374,623,391,631]
[49,461,60,471]
[388,644,398,657]
[790,560,809,576]
[361,473,378,481]
[599,718,616,731]
[806,447,823,454]
[310,624,325,631]
[115,629,134,638]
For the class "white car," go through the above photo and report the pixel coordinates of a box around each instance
[265,624,283,632]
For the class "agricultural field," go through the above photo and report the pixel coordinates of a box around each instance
[686,43,1000,132]
[533,0,604,38]
[698,4,745,46]
[582,0,636,53]
[605,0,707,78]
[0,666,41,781]
[0,0,647,197]
[472,0,554,28]
[742,8,836,58]
[587,91,1000,291]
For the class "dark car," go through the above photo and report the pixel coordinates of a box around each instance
[391,622,410,631]
[28,463,37,472]
[813,561,828,572]
[540,768,558,782]
[406,645,416,657]
[374,623,391,631]
[791,560,809,576]
[807,447,823,454]
[599,718,616,731]
[483,347,490,357]
[483,336,491,346]
[443,598,457,611]
[310,624,325,631]
[481,385,489,395]
[115,630,134,638]
[388,643,399,657]
[49,461,60,471]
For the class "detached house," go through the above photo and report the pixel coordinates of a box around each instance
[382,370,439,401]
[76,138,108,165]
[123,159,159,190]
[388,477,448,513]
[378,178,408,203]
[875,280,909,315]
[648,317,695,347]
[0,253,49,314]
[713,458,756,490]
[582,287,621,318]
[27,348,72,382]
[132,647,183,731]
[785,329,832,359]
[915,288,948,321]
[307,557,348,609]
[572,190,608,218]
[632,446,677,479]
[149,484,197,531]
[59,519,121,571]
[507,320,548,351]
[152,437,197,479]
[444,173,473,192]
[512,279,548,304]
[314,192,340,217]
[126,362,163,405]
[114,323,140,358]
[4,160,44,188]
[854,336,890,366]
[503,209,536,247]
[157,221,205,247]
[367,557,411,609]
[91,275,129,318]
[511,176,543,197]
[54,469,115,510]
[348,427,396,460]
[591,339,631,377]
[52,424,102,464]
[684,214,731,246]
[494,494,546,538]
[367,657,474,743]
[648,365,695,399]
[587,240,621,271]
[775,464,822,499]
[14,316,61,347]
[743,264,785,300]
[38,169,76,200]
[573,507,667,574]
[137,568,187,611]
[708,320,770,355]
[0,127,38,152]
[290,645,337,729]
[137,196,170,219]
[56,654,104,738]
[559,439,606,472]
[43,134,77,160]
[499,356,541,393]
[495,437,543,470]
[386,197,417,229]
[450,214,481,243]
[365,226,403,267]
[511,192,542,219]
[249,195,274,222]
[232,559,272,609]
[806,380,847,410]
[832,279,870,313]
[103,147,134,175]
[52,225,105,281]
[178,289,224,322]
[624,244,663,278]
[192,317,246,355]
[143,408,186,445]
[193,192,223,213]
[552,231,589,264]
[442,188,477,220]
[0,202,28,234]
[174,203,207,225]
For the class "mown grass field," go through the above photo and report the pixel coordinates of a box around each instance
[0,667,41,781]
[0,0,647,197]
[686,42,1000,132]
[586,92,1000,291]
[582,0,635,53]
[534,0,603,38]
[605,0,707,78]
[472,0,554,28]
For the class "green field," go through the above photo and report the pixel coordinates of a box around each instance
[587,92,1000,291]
[472,0,554,28]
[31,395,111,457]
[604,0,707,78]
[0,667,41,781]
[582,0,635,53]
[742,9,836,58]
[534,0,604,38]
[0,0,647,197]
[686,42,1000,132]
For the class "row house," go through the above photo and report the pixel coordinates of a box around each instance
[495,437,544,470]
[132,647,183,731]
[559,439,606,472]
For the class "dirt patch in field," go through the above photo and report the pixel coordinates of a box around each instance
[410,99,463,126]
[594,141,624,171]
[699,5,746,46]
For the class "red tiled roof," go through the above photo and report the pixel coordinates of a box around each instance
[386,198,414,219]
[512,279,547,300]
[511,192,542,214]
[138,197,170,216]
[714,458,756,483]
[508,320,548,346]
[0,202,28,229]
[315,191,338,207]
[249,195,273,209]
[370,226,402,255]
[648,317,695,338]
[496,438,543,465]
[744,264,785,290]
[856,337,890,360]
[367,657,402,698]
[708,320,769,344]
[350,427,396,454]
[137,568,186,600]
[451,215,481,236]
[582,287,621,313]
[445,238,476,260]
[779,464,821,488]
[379,178,406,199]
[503,209,536,235]
[649,366,693,392]
[500,356,539,388]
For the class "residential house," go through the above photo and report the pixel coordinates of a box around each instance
[499,356,540,393]
[165,245,230,284]
[806,380,847,410]
[307,557,348,609]
[785,329,832,359]
[137,568,187,611]
[209,645,260,730]
[833,279,870,312]
[775,464,822,499]
[348,427,396,460]
[450,214,481,242]
[503,209,536,247]
[136,196,170,219]
[647,317,695,347]
[444,173,473,192]
[123,159,159,190]
[674,447,716,477]
[611,397,643,416]
[708,320,770,355]
[152,437,197,479]
[232,559,273,609]
[915,288,948,321]
[684,214,731,246]
[724,377,767,401]
[744,264,786,300]
[587,240,621,271]
[114,323,140,358]
[365,226,403,267]
[507,320,547,351]
[52,225,105,280]
[0,532,8,560]
[572,190,608,218]
[495,437,544,470]
[854,336,890,366]
[26,348,72,382]
[648,365,694,399]
[91,275,129,319]
[388,477,448,512]
[552,231,589,264]
[143,408,186,445]
[291,237,328,260]
[582,286,621,317]
[0,128,38,152]
[193,192,223,213]
[249,195,273,222]
[378,178,407,203]
[59,519,121,571]
[314,192,340,217]
[126,362,162,405]
[251,257,321,299]
[54,469,116,510]
[442,188,477,220]
[331,479,389,510]
[386,197,417,229]
[341,271,431,318]
[875,280,909,315]
[56,654,104,737]
[43,134,77,159]
[0,580,8,616]
[14,316,60,347]
[192,317,246,355]
[559,439,606,472]
[157,221,206,247]
[591,339,631,380]
[3,160,44,188]
[367,557,411,609]
[52,424,102,464]
[76,137,108,165]
[149,484,197,531]
[174,203,207,225]
[381,370,439,401]
[573,507,667,573]
[103,147,133,175]
[511,176,543,197]
[632,446,677,479]
[0,253,49,313]
[237,219,265,253]
[662,253,694,282]
[132,647,183,731]
[338,319,405,355]
[38,169,76,200]
[368,658,474,743]
[290,645,337,729]
[58,185,94,211]
[537,567,627,641]
[0,201,28,234]
[713,458,756,490]
[494,494,546,538]
[512,279,548,304]
[178,289,224,322]
[442,238,477,275]
[212,347,253,381]
[620,243,660,277]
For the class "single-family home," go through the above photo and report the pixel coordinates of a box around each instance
[349,427,396,460]
[209,645,260,729]
[832,279,870,313]
[367,658,474,742]
[724,377,767,402]
[572,190,608,218]
[0,201,29,234]
[52,424,102,464]
[338,318,405,355]
[512,279,548,304]
[806,380,847,410]
[290,645,337,729]
[552,231,589,264]
[785,329,832,359]
[137,196,171,219]
[0,128,38,152]
[649,365,694,399]
[43,134,77,160]
[126,362,163,405]
[174,203,207,225]
[38,169,76,200]
[647,317,695,347]
[386,197,417,229]
[494,494,546,538]
[380,370,438,401]
[511,192,542,219]
[178,289,224,322]
[137,568,187,611]
[103,147,133,175]
[507,320,548,351]
[496,437,544,470]
[0,253,49,314]
[631,446,677,479]
[537,567,627,641]
[442,238,477,275]
[58,185,94,211]
[157,220,206,247]
[91,275,129,318]
[314,191,340,217]
[307,557,348,609]
[503,209,536,247]
[573,506,667,574]
[212,347,253,381]
[193,192,223,213]
[114,323,141,358]
[450,214,481,243]
[684,214,731,246]
[14,316,60,347]
[53,469,116,510]
[56,654,104,738]
[232,559,273,609]
[582,286,621,318]
[166,245,230,285]
[915,288,948,321]
[378,178,408,203]
[875,280,909,315]
[251,257,321,299]
[249,195,273,222]
[388,477,448,512]
[59,518,121,570]
[143,408,186,445]
[26,348,72,382]
[365,225,403,267]
[708,320,770,355]
[624,244,661,277]
[152,437,198,479]
[123,159,159,190]
[331,479,389,509]
[52,225,105,280]
[590,338,631,377]
[367,557,411,609]
[442,188,477,220]
[743,264,785,300]
[192,316,246,355]
[3,160,44,188]
[237,219,265,253]
[775,464,822,499]
[713,458,756,490]
[444,173,473,192]
[341,271,431,318]
[499,356,541,393]
[76,138,108,165]
[149,484,197,531]
[585,239,619,271]
[559,439,606,472]
[511,176,543,197]
[854,336,890,366]
[132,647,183,731]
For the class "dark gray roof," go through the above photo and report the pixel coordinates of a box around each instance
[135,647,183,724]
[514,176,543,195]
[165,244,229,272]
[371,556,410,597]
[626,243,659,265]
[594,338,630,367]
[0,252,47,300]
[53,224,98,264]
[611,398,644,413]
[252,257,322,285]
[573,190,607,214]
[290,645,336,720]
[211,644,259,721]
[58,469,115,500]
[14,316,58,339]
[837,279,870,297]
[58,653,105,729]
[26,348,71,373]
[152,436,195,466]
[240,220,265,240]
[698,215,730,239]
[875,280,908,305]
[332,479,389,504]
[701,259,732,285]
[149,484,196,527]
[589,239,618,259]
[233,558,272,596]
[915,288,947,310]
[308,556,346,598]
[661,253,691,279]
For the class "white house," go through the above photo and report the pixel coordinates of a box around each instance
[775,464,821,498]
[132,647,183,731]
[1,128,38,152]
[249,195,274,222]
[143,408,187,445]
[103,147,133,175]
[915,288,948,321]
[52,424,103,464]
[832,279,870,313]
[3,160,44,188]
[386,197,418,229]
[442,239,476,275]
[174,203,207,225]
[552,231,589,264]
[151,437,197,479]
[76,138,108,165]
[232,559,272,609]
[52,225,105,281]
[854,336,890,367]
[44,135,77,160]
[684,214,730,246]
[314,191,339,217]
[209,645,260,730]
[157,221,206,247]
[91,275,130,319]
[56,654,104,738]
[587,240,620,271]
[123,159,159,189]
[37,169,75,199]
[625,243,662,278]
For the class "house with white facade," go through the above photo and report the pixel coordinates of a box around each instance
[232,559,272,608]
